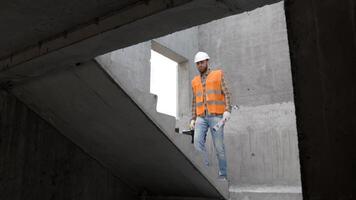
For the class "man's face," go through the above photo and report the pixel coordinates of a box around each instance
[196,59,208,73]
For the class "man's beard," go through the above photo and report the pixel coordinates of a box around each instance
[199,66,207,74]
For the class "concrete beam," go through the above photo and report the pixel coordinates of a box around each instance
[0,0,280,84]
[151,40,188,63]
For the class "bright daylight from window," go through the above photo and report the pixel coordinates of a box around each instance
[150,50,178,117]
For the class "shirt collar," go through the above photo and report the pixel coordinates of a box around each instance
[200,68,211,78]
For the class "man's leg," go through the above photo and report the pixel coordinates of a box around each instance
[194,117,209,166]
[209,116,227,178]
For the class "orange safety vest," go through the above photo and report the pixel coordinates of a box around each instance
[192,70,225,116]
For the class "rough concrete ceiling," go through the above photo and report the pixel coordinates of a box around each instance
[0,0,281,84]
[0,0,140,58]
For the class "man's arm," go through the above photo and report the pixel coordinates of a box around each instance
[221,72,232,112]
[191,86,197,120]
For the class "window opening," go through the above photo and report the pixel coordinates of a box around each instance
[150,49,178,117]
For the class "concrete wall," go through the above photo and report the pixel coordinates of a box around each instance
[96,27,200,119]
[0,91,138,200]
[153,27,200,117]
[96,42,151,95]
[97,1,301,199]
[285,0,356,199]
[198,1,301,186]
[96,28,231,197]
[198,3,293,106]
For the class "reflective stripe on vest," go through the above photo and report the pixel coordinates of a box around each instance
[207,100,225,105]
[206,90,222,95]
[192,70,225,115]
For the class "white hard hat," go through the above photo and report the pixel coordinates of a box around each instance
[194,51,210,63]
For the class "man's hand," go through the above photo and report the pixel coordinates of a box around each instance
[189,119,196,130]
[223,111,231,122]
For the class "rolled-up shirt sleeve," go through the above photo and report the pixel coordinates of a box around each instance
[221,72,232,112]
[191,86,197,120]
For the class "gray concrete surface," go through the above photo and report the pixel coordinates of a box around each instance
[198,2,293,106]
[97,1,302,199]
[9,60,225,199]
[198,1,301,186]
[285,0,356,199]
[0,0,281,84]
[0,91,138,200]
[0,0,354,199]
[229,185,302,200]
[96,29,230,198]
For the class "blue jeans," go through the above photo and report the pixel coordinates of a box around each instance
[194,115,227,177]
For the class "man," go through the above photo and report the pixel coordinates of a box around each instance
[190,51,231,180]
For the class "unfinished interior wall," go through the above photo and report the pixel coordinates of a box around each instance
[0,91,138,200]
[97,1,301,199]
[198,0,301,186]
[96,27,199,119]
[95,28,232,195]
[285,0,356,199]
